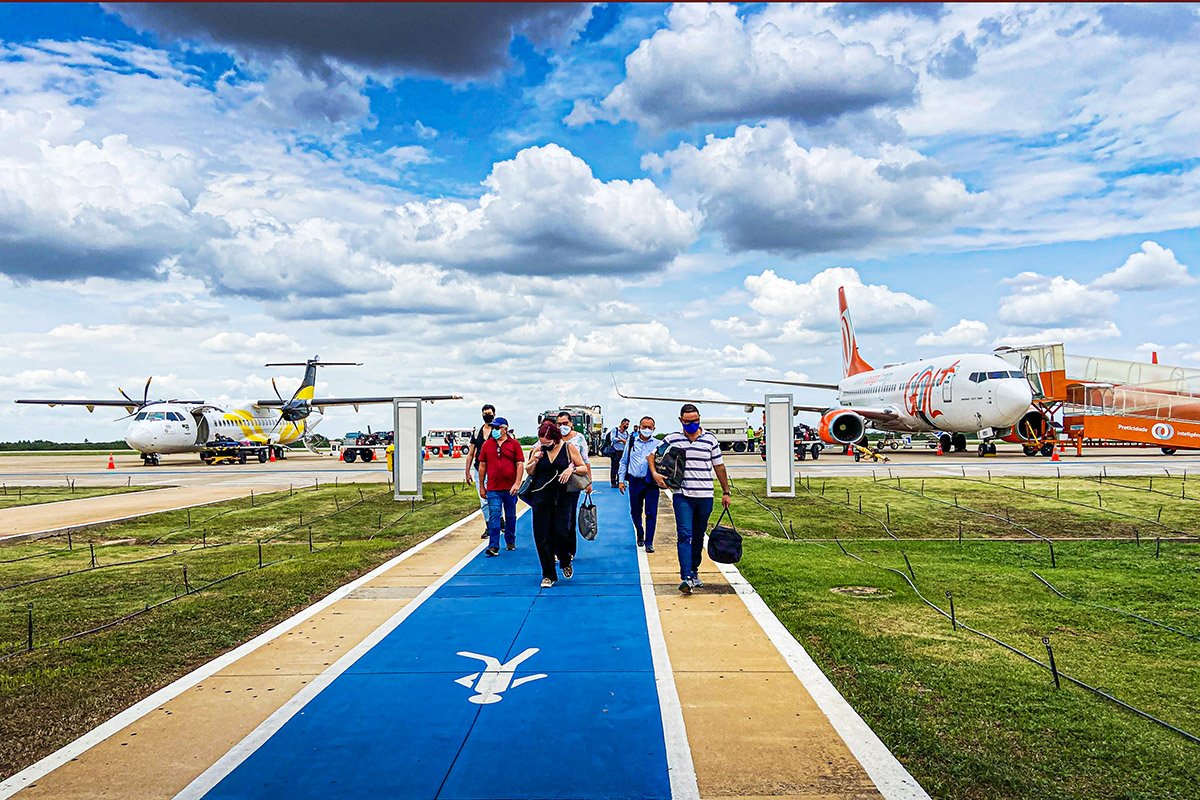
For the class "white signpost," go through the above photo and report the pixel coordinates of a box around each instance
[764,393,795,498]
[392,398,423,500]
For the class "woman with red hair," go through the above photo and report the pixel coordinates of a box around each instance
[524,420,588,587]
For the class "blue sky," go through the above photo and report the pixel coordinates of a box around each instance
[1,3,1199,441]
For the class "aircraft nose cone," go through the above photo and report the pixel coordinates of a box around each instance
[995,380,1033,424]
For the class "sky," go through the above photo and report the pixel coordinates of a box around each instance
[2,2,1199,442]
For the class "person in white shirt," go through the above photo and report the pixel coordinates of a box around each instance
[617,416,661,551]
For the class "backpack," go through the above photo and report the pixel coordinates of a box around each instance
[654,440,687,490]
[601,430,615,457]
[706,509,742,564]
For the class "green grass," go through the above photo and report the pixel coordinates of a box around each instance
[733,477,1200,799]
[0,484,155,510]
[0,481,480,778]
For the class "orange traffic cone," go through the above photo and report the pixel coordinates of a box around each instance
[1051,444,1060,462]
[452,445,461,459]
[423,447,430,461]
[269,448,276,463]
[106,454,115,470]
[936,441,943,456]
[438,447,445,458]
[339,449,345,462]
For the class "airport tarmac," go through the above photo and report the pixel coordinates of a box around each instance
[2,446,1196,539]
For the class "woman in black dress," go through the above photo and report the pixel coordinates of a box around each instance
[524,420,589,588]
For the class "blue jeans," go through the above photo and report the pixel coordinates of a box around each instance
[486,490,518,549]
[672,493,713,580]
[471,465,486,512]
[627,476,659,546]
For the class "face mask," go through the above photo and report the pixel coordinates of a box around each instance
[542,443,554,452]
[640,428,654,438]
[682,421,701,434]
[491,428,503,440]
[482,413,494,424]
[559,424,572,436]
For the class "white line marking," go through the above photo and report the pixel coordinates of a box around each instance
[0,508,485,799]
[636,531,700,800]
[714,557,932,800]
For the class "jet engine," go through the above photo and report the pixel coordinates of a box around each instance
[1001,410,1050,443]
[818,409,865,445]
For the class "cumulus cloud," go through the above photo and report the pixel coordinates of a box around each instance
[111,3,591,81]
[378,143,698,276]
[916,319,988,347]
[998,273,1118,327]
[577,3,915,131]
[200,331,305,366]
[996,322,1122,348]
[0,368,93,392]
[1092,240,1193,290]
[646,123,980,254]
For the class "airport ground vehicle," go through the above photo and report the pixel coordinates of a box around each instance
[539,405,604,452]
[197,437,275,465]
[760,424,825,461]
[340,430,393,463]
[704,417,754,452]
[425,427,474,457]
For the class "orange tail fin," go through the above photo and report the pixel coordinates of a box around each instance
[839,286,874,377]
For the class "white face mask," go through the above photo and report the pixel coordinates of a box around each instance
[640,428,654,438]
[559,424,572,436]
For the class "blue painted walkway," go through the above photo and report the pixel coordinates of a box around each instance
[201,486,672,800]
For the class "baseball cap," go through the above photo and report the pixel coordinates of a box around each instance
[492,416,509,427]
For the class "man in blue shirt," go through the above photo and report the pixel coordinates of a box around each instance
[617,416,661,551]
[608,418,630,487]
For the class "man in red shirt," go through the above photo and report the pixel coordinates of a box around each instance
[477,417,524,556]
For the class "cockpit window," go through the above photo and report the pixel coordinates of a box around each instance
[987,371,1007,379]
[148,412,165,420]
[135,412,148,420]
[1009,370,1025,379]
[969,372,983,383]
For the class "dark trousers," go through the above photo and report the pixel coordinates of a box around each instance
[566,493,580,558]
[672,493,713,580]
[485,490,517,550]
[609,452,623,485]
[627,476,659,546]
[532,496,574,581]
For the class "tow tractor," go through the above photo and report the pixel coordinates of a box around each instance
[198,436,274,465]
[759,424,826,462]
[341,430,393,463]
[851,441,890,463]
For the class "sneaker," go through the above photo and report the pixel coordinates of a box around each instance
[480,531,489,539]
[485,547,499,557]
[645,545,655,554]
[562,561,574,579]
[506,543,516,551]
[636,538,645,547]
[540,578,553,589]
[692,577,704,588]
[678,579,693,595]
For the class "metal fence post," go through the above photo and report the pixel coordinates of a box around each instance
[946,591,956,631]
[1043,637,1060,688]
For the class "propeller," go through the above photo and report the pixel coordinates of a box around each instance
[115,377,154,420]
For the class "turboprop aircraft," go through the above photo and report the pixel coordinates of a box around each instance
[617,287,1037,456]
[15,356,458,465]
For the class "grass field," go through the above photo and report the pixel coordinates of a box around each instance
[732,477,1200,799]
[0,480,480,778]
[0,484,154,510]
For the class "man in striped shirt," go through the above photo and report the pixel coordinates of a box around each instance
[649,404,732,595]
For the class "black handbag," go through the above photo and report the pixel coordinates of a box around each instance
[518,471,559,506]
[706,508,742,564]
[578,493,599,540]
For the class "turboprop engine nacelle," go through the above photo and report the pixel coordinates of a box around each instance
[1001,410,1050,443]
[819,409,865,445]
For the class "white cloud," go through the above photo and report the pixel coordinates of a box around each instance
[645,123,981,254]
[199,332,304,367]
[916,319,989,347]
[743,266,934,332]
[996,322,1121,348]
[998,273,1118,327]
[580,3,915,132]
[1093,240,1194,290]
[0,368,92,392]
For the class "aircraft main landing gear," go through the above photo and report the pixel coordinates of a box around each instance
[977,441,997,457]
[141,453,161,466]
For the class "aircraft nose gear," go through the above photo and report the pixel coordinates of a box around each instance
[977,441,997,457]
[141,452,161,466]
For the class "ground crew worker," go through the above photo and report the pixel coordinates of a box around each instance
[618,416,660,551]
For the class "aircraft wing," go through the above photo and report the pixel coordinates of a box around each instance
[848,406,902,423]
[15,399,138,413]
[256,395,461,408]
[747,378,840,391]
[612,387,827,414]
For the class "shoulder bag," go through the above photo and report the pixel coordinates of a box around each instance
[578,493,599,540]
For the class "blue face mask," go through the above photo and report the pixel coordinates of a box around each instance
[682,421,701,434]
[491,428,503,440]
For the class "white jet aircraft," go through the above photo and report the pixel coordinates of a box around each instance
[618,287,1039,456]
[16,356,458,465]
